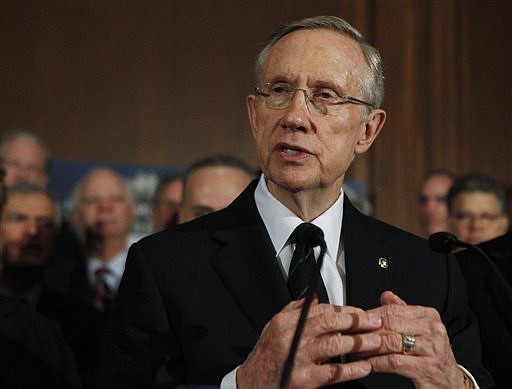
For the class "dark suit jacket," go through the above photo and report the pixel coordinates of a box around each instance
[38,228,108,389]
[0,295,81,389]
[456,232,512,388]
[97,181,492,388]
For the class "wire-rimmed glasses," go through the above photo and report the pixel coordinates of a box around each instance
[254,82,375,116]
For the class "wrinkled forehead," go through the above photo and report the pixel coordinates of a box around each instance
[260,29,369,89]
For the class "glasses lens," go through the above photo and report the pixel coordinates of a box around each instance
[265,83,292,109]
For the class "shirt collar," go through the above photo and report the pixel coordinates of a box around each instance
[86,233,142,286]
[255,174,344,260]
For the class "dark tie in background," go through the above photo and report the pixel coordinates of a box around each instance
[93,267,112,311]
[287,223,329,303]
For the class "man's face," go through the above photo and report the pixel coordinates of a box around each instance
[73,170,136,241]
[151,179,184,230]
[450,191,509,244]
[247,29,385,202]
[418,175,453,236]
[2,138,48,187]
[179,166,251,223]
[1,192,56,267]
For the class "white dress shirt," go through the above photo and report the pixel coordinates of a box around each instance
[86,233,143,293]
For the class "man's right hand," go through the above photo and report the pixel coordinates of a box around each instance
[236,298,383,389]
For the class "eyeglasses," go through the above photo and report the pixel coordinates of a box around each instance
[453,212,503,224]
[254,82,375,116]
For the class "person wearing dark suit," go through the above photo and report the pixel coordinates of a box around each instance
[97,16,491,389]
[38,168,141,388]
[456,232,512,388]
[0,168,80,389]
[38,242,106,389]
[0,295,81,389]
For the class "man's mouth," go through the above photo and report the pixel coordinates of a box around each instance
[278,143,311,156]
[281,146,302,155]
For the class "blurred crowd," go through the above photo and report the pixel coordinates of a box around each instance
[1,128,510,388]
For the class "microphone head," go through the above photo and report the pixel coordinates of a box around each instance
[428,231,460,253]
[293,223,325,248]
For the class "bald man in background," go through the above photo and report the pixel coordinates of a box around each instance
[40,167,141,388]
[0,130,50,188]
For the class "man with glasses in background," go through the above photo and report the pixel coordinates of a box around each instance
[448,173,509,245]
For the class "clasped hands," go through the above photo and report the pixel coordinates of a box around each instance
[237,291,465,389]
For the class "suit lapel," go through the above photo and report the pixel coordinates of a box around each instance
[209,182,291,333]
[343,198,394,309]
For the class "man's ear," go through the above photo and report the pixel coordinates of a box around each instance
[355,109,386,154]
[246,94,259,140]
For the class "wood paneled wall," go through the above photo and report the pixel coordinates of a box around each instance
[1,0,510,235]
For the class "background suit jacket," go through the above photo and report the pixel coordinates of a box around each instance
[38,226,108,389]
[0,295,81,389]
[456,232,512,388]
[97,181,493,388]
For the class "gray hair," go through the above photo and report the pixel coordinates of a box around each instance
[0,129,52,174]
[255,15,385,109]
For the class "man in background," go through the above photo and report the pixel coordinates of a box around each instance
[150,174,183,231]
[40,167,140,388]
[0,183,57,306]
[0,130,50,187]
[417,169,455,237]
[179,154,255,223]
[447,173,509,244]
[0,166,81,389]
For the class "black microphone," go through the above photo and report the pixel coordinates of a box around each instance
[428,232,512,300]
[280,223,327,389]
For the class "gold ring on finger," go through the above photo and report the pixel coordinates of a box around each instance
[402,333,415,354]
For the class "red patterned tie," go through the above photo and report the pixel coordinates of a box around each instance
[93,267,112,310]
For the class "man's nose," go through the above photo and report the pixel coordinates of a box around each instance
[25,219,40,236]
[468,216,485,230]
[280,90,311,131]
[290,89,312,113]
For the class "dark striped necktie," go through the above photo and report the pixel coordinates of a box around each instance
[287,223,329,303]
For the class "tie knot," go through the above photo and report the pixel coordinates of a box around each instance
[290,223,324,248]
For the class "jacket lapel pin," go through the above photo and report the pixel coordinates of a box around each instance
[377,257,389,269]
